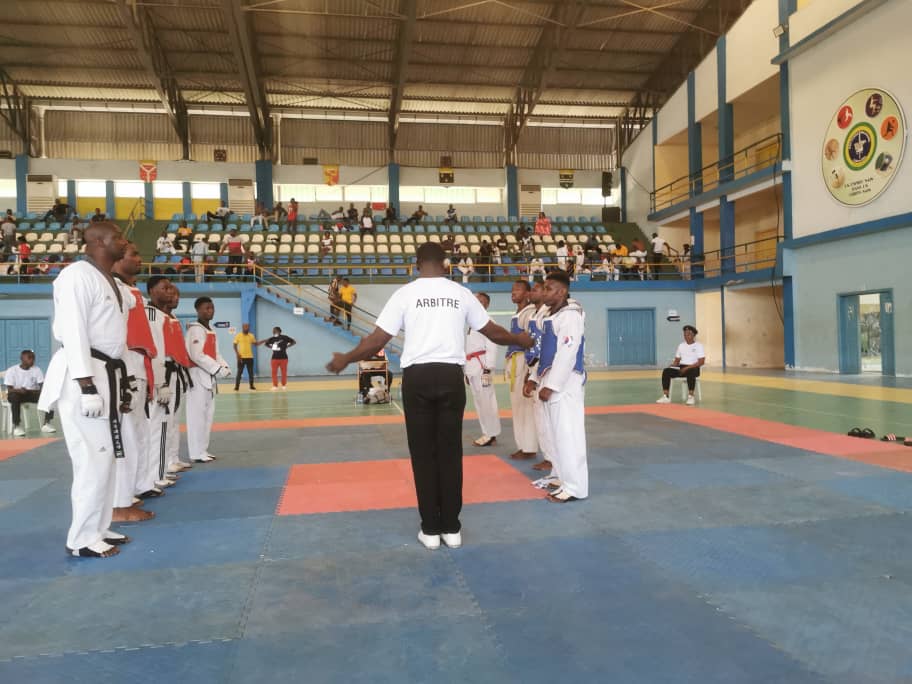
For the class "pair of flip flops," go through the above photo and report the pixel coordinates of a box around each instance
[882,433,912,446]
[847,427,876,439]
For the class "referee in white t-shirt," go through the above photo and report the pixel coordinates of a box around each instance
[327,242,532,550]
[656,325,706,405]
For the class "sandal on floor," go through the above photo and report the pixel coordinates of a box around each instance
[547,490,580,504]
[861,428,876,439]
[882,433,906,442]
[103,531,131,545]
[847,427,864,437]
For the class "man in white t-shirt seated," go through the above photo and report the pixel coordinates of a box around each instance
[656,325,705,406]
[3,349,56,436]
[206,202,233,227]
[649,232,668,279]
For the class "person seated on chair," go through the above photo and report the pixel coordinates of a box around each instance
[174,220,194,252]
[657,325,705,406]
[358,350,393,403]
[156,230,175,255]
[205,201,233,227]
[3,349,56,436]
[407,205,427,225]
[445,204,458,224]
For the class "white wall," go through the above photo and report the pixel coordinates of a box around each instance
[726,0,779,103]
[724,286,786,368]
[790,0,912,238]
[622,123,661,235]
[29,158,258,182]
[656,83,688,145]
[789,0,864,45]
[694,48,719,123]
[273,165,387,185]
[695,290,723,367]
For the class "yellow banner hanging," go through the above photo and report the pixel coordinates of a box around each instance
[322,165,340,186]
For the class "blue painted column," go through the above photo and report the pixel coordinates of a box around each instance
[181,181,192,218]
[717,36,734,184]
[686,72,703,196]
[720,286,727,370]
[783,275,795,367]
[14,154,27,215]
[689,207,704,280]
[505,164,519,219]
[219,182,229,207]
[241,287,258,376]
[619,166,628,223]
[105,180,115,219]
[651,115,658,195]
[387,162,400,216]
[720,197,736,274]
[779,0,797,369]
[66,180,76,214]
[255,160,273,213]
[144,182,154,220]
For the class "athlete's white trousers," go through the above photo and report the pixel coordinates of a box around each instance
[540,373,588,498]
[186,371,215,461]
[113,377,146,507]
[507,354,537,453]
[146,376,180,481]
[466,371,501,438]
[58,373,116,550]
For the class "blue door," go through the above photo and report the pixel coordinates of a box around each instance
[880,291,895,376]
[0,318,52,372]
[607,308,656,366]
[837,294,860,374]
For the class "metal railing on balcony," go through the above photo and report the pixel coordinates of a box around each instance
[687,234,782,280]
[651,133,783,213]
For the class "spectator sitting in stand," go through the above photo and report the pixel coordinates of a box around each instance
[440,234,455,256]
[205,201,233,227]
[90,207,106,223]
[456,250,474,283]
[320,228,334,256]
[573,244,587,280]
[477,239,493,283]
[174,220,193,252]
[384,205,397,225]
[528,256,546,280]
[407,205,428,224]
[360,213,375,238]
[156,230,175,255]
[534,211,552,236]
[42,198,73,223]
[317,207,330,221]
[272,201,287,222]
[629,244,647,280]
[556,240,569,271]
[595,254,618,281]
[250,209,269,230]
[362,203,373,219]
[583,233,601,259]
[347,203,359,226]
[445,204,458,224]
[330,206,345,222]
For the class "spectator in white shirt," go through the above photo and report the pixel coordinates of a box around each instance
[205,202,233,227]
[456,254,474,283]
[3,349,56,436]
[445,204,458,224]
[649,232,669,280]
[656,325,706,406]
[250,210,268,230]
[1,212,16,256]
[555,240,569,271]
[528,257,546,280]
[156,230,175,255]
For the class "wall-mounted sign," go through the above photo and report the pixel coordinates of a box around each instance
[323,165,340,186]
[438,168,455,184]
[822,88,906,207]
[293,306,304,316]
[559,169,574,189]
[139,161,157,182]
[213,321,230,328]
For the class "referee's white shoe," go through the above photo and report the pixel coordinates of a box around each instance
[417,531,440,550]
[655,395,671,404]
[441,532,462,549]
[473,435,496,447]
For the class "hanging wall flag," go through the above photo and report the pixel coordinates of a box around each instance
[323,165,340,186]
[559,169,574,188]
[139,161,158,182]
[439,167,455,184]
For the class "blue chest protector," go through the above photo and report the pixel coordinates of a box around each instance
[506,315,524,358]
[538,319,585,376]
[524,318,544,366]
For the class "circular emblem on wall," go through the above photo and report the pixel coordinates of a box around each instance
[821,88,906,207]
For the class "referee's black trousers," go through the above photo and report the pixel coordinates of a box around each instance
[402,363,466,536]
[661,365,700,391]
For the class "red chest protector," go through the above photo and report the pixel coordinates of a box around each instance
[191,328,218,367]
[164,317,191,367]
[126,287,158,398]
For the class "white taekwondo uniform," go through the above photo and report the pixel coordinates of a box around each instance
[113,276,158,506]
[506,302,538,454]
[526,303,554,465]
[529,299,588,499]
[464,326,501,440]
[185,321,228,462]
[38,260,131,551]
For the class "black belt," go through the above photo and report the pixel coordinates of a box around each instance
[164,360,193,411]
[90,348,128,460]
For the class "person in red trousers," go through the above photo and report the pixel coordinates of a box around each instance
[257,327,296,391]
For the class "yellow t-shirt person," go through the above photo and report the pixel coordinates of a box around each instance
[339,284,357,305]
[234,331,256,358]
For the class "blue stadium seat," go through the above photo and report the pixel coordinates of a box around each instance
[571,225,583,234]
[583,224,595,234]
[240,223,252,233]
[475,225,488,234]
[484,216,494,223]
[463,225,475,233]
[595,225,607,234]
[172,213,182,221]
[49,222,61,230]
[438,224,450,234]
[413,224,425,234]
[34,221,46,230]
[241,214,252,222]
